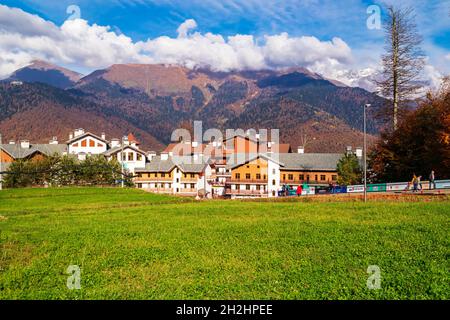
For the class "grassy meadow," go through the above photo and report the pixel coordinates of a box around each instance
[0,187,449,300]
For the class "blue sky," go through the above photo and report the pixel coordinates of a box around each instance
[2,0,449,47]
[0,0,449,89]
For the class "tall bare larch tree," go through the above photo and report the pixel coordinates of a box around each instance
[377,5,425,130]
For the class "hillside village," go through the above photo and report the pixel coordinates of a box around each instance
[0,128,356,198]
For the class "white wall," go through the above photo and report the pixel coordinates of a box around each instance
[267,160,280,197]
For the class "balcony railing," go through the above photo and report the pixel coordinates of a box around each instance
[144,188,173,193]
[135,176,173,182]
[178,188,197,193]
[225,189,268,196]
[228,179,268,184]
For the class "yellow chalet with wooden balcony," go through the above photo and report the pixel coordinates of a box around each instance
[226,152,342,198]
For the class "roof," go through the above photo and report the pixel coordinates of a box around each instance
[135,155,209,173]
[163,142,207,155]
[226,153,284,169]
[102,145,146,157]
[127,133,140,145]
[0,144,67,159]
[66,132,108,144]
[278,153,343,171]
[225,153,343,171]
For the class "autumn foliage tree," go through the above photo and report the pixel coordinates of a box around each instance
[370,79,450,182]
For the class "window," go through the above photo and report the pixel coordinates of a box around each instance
[272,180,276,186]
[161,173,166,178]
[137,183,142,188]
[246,173,251,179]
[137,173,142,178]
[332,175,338,181]
[190,174,195,178]
[246,165,250,168]
[184,173,187,178]
[299,174,305,181]
[272,169,276,174]
[315,175,318,181]
[137,154,142,161]
[97,143,103,147]
[256,185,261,190]
[257,165,260,169]
[191,183,195,189]
[128,153,134,161]
[235,173,241,179]
[122,153,126,161]
[288,174,293,180]
[246,185,250,190]
[89,140,95,147]
[321,175,326,181]
[168,183,171,188]
[256,174,261,180]
[263,175,267,180]
[283,174,286,180]
[81,140,87,147]
[73,143,79,147]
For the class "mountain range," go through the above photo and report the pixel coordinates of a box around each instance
[0,60,384,152]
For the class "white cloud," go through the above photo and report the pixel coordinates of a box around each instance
[176,19,197,38]
[0,3,444,92]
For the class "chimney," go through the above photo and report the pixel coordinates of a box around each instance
[69,133,74,140]
[49,137,58,145]
[101,132,106,140]
[20,140,30,149]
[346,146,352,155]
[111,139,119,148]
[123,136,130,146]
[148,151,156,161]
[160,152,169,161]
[74,128,85,137]
[297,146,305,154]
[9,140,15,145]
[355,147,363,158]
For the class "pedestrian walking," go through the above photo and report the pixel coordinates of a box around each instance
[429,170,436,190]
[411,174,419,192]
[296,184,303,197]
[418,176,423,191]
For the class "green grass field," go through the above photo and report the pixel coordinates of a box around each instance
[0,188,449,300]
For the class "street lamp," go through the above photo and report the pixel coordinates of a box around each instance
[0,133,3,191]
[364,104,371,203]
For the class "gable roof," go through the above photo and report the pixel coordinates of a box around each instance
[226,153,284,169]
[135,155,209,173]
[102,145,146,157]
[67,132,108,144]
[278,153,342,171]
[0,144,67,159]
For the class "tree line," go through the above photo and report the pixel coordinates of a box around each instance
[3,154,134,188]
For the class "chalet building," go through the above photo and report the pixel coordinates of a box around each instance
[134,153,212,196]
[0,128,352,198]
[67,129,108,160]
[103,135,147,174]
[0,139,67,163]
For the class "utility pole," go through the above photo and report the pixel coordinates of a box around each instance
[0,133,3,191]
[364,104,371,203]
[121,136,125,188]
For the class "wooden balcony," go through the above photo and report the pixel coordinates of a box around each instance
[134,176,173,182]
[228,179,268,184]
[178,188,197,194]
[225,189,268,196]
[144,188,173,194]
